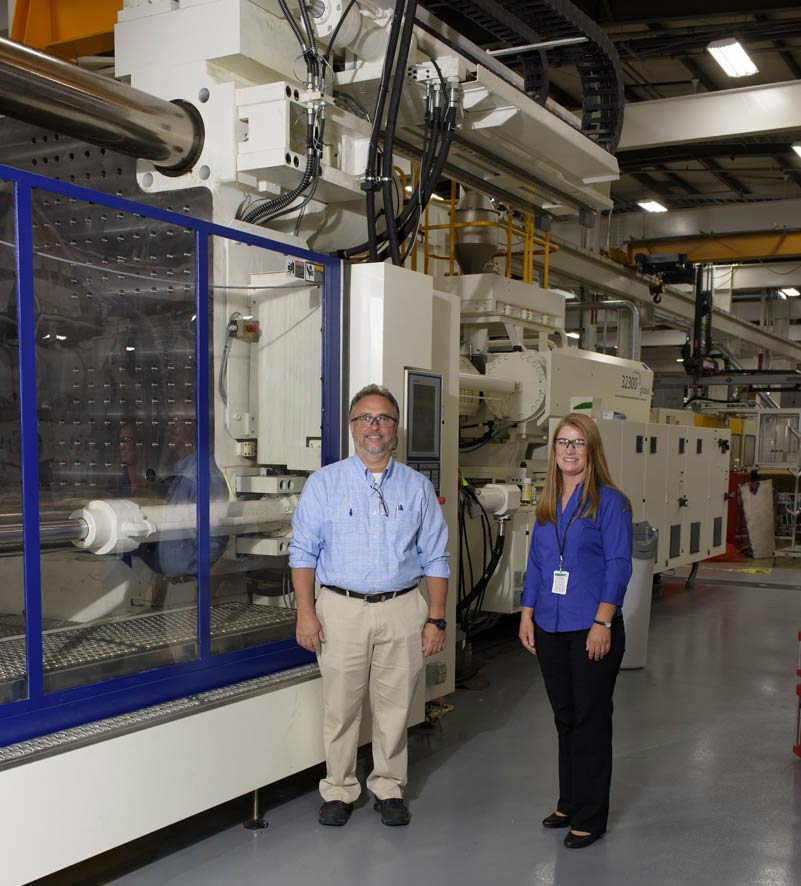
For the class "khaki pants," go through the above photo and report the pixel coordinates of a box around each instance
[315,586,428,803]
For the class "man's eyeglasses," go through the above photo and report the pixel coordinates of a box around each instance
[555,437,586,451]
[371,483,390,517]
[350,414,398,426]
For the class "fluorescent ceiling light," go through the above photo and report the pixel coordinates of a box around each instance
[780,287,800,297]
[566,331,580,339]
[778,290,788,300]
[638,200,668,213]
[676,358,684,363]
[706,38,758,78]
[551,288,576,300]
[792,144,801,159]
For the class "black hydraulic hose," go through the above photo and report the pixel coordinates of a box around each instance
[342,103,453,261]
[298,0,320,80]
[381,0,418,265]
[242,114,317,225]
[259,115,326,225]
[365,0,405,258]
[278,0,307,51]
[374,105,456,260]
[340,103,441,259]
[457,529,506,621]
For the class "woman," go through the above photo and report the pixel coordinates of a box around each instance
[519,412,632,849]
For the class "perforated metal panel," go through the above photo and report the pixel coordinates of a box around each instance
[0,119,212,502]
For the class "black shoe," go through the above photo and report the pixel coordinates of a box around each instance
[542,812,571,829]
[318,800,353,826]
[564,830,603,849]
[373,797,411,826]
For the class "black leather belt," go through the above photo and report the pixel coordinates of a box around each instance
[323,584,417,603]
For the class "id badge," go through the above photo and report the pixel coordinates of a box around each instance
[551,570,569,595]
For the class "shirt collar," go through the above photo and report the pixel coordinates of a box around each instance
[350,453,395,483]
[558,481,583,517]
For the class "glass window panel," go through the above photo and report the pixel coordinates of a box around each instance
[0,180,27,704]
[30,188,200,692]
[758,412,800,466]
[207,235,318,655]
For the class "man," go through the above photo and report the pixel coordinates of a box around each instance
[289,383,449,827]
[137,417,228,577]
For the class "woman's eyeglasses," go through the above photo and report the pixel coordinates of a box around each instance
[555,438,586,451]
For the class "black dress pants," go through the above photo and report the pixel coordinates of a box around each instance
[534,618,625,834]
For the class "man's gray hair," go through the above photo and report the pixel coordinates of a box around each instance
[349,384,400,419]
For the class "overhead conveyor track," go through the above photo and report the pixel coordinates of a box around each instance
[423,0,625,152]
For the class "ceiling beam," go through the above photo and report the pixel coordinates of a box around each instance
[753,13,801,79]
[619,80,801,151]
[619,142,801,169]
[616,196,801,242]
[573,1,800,23]
[699,157,751,197]
[679,56,718,93]
[629,171,677,203]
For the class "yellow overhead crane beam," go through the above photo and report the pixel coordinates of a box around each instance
[626,230,801,265]
[11,0,123,59]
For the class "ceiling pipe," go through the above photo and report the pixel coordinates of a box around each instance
[565,299,640,360]
[0,37,204,175]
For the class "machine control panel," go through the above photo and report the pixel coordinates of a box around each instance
[405,369,443,496]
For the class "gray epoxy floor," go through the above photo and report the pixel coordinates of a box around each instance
[106,574,801,886]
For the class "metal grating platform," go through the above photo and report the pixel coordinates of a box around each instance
[0,602,297,685]
[0,662,319,768]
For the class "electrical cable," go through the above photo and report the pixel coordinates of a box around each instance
[278,0,307,53]
[297,0,320,82]
[240,109,321,226]
[218,311,242,406]
[341,100,454,261]
[381,0,418,265]
[373,104,457,261]
[363,0,405,259]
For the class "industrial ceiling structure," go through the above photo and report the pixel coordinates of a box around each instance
[431,0,801,212]
[427,0,801,377]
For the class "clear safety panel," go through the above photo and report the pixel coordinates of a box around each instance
[0,182,27,704]
[205,235,323,654]
[31,189,201,692]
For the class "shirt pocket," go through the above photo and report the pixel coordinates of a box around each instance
[389,508,419,561]
[324,504,365,553]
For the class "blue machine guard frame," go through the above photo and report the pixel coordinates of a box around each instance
[0,164,342,747]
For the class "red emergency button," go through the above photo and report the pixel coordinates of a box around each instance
[438,496,446,505]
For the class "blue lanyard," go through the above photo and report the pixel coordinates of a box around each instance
[554,508,580,571]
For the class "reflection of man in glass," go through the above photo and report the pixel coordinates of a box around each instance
[118,422,151,497]
[138,417,229,577]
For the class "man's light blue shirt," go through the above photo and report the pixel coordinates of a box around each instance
[289,454,450,594]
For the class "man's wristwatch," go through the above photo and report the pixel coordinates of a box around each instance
[593,619,612,629]
[426,617,447,630]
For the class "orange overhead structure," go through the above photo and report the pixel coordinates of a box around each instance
[11,0,123,59]
[627,230,801,265]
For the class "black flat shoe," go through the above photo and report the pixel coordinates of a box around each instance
[542,812,571,829]
[373,797,411,826]
[564,830,603,849]
[318,800,353,826]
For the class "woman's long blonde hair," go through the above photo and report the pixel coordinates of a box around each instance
[535,413,630,525]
